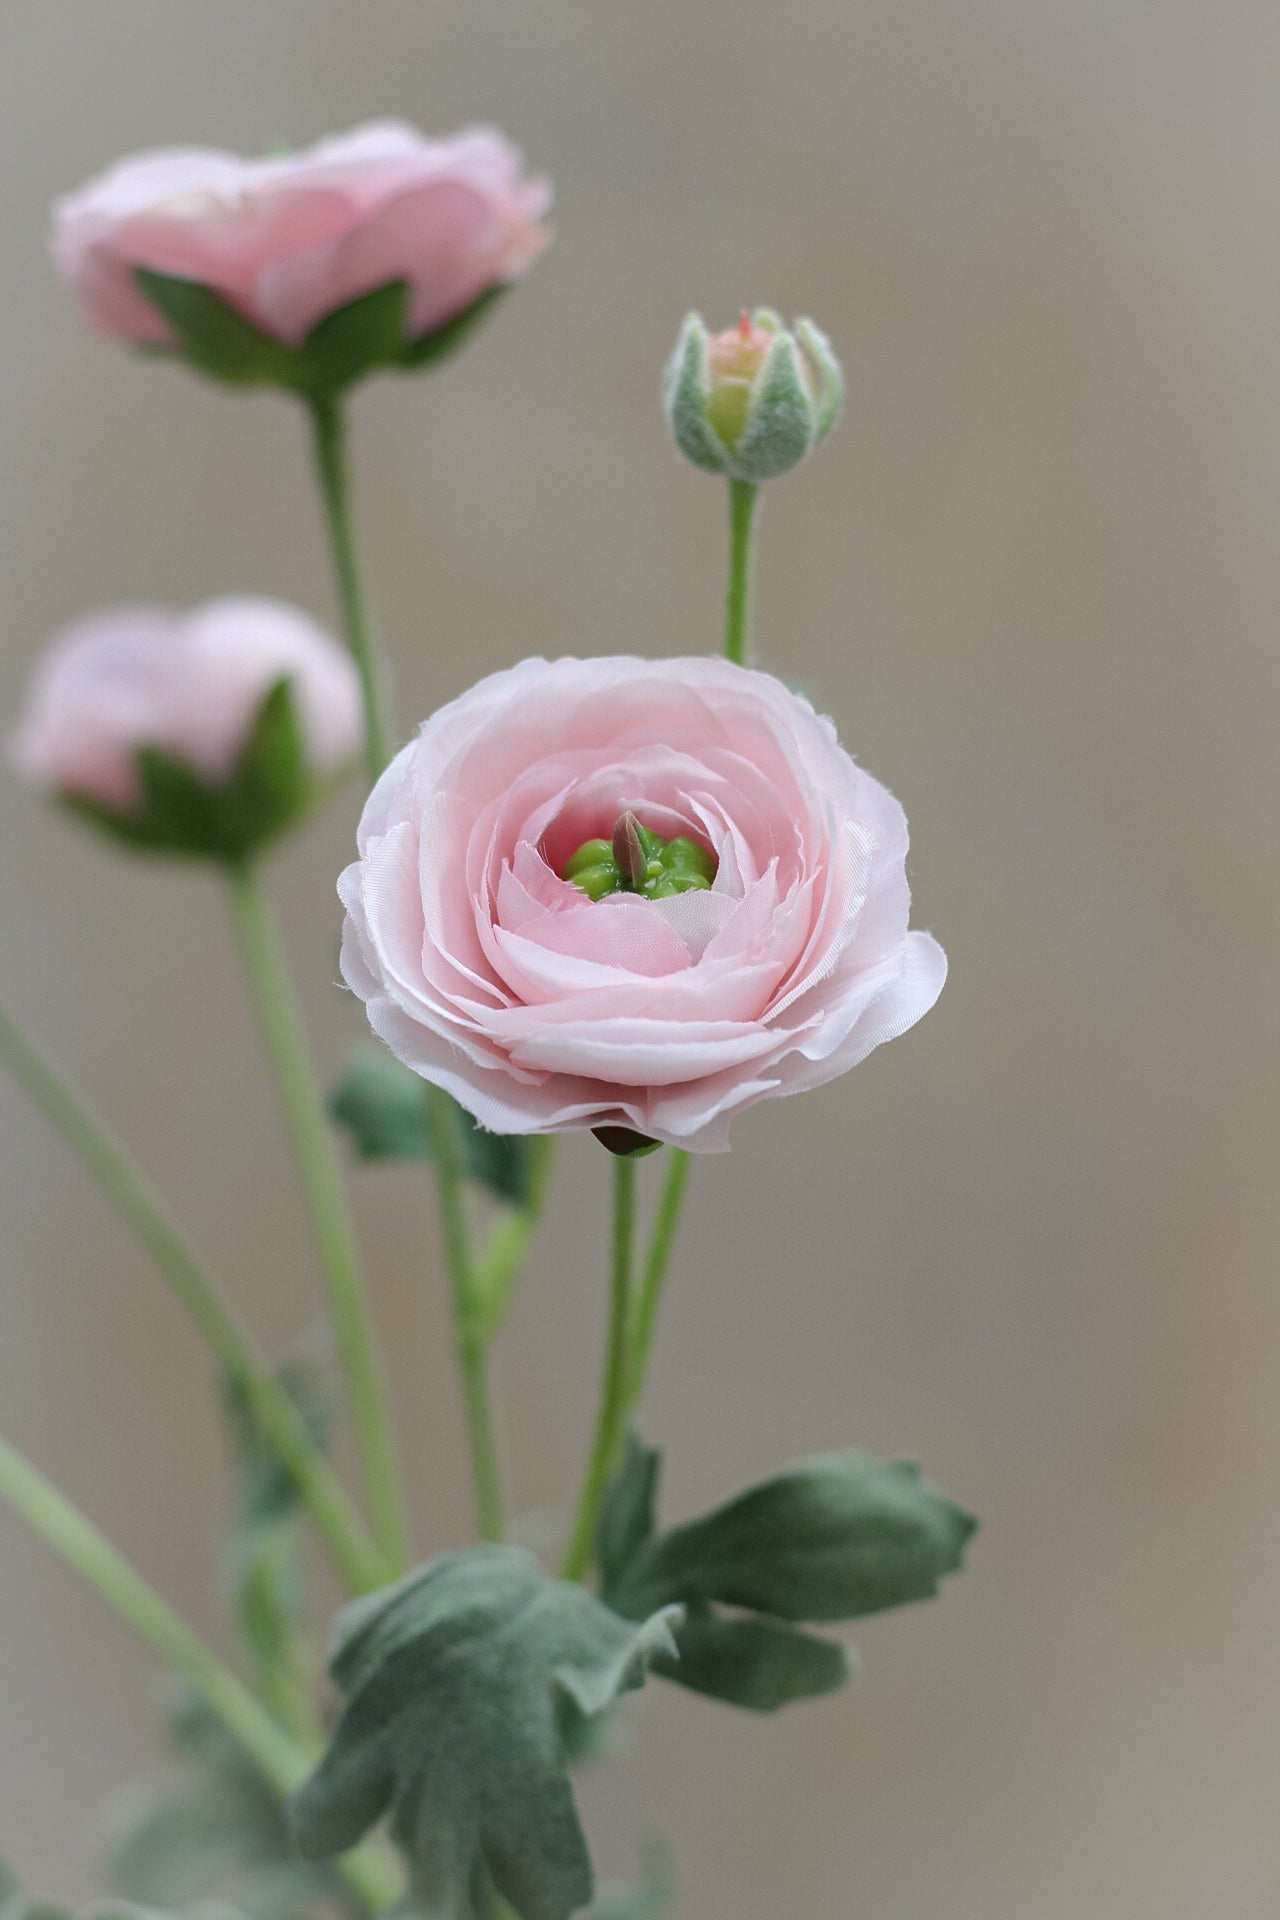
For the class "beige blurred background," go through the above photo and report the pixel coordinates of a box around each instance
[3,2,1279,1914]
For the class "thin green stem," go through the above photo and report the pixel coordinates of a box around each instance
[0,1005,386,1595]
[471,1134,558,1328]
[308,392,394,782]
[226,860,409,1573]
[425,1086,505,1543]
[624,1148,692,1417]
[0,1433,400,1911]
[724,477,760,665]
[559,1156,638,1583]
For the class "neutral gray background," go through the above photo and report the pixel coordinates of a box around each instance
[2,3,1279,1915]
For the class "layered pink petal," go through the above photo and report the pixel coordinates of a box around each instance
[337,656,945,1152]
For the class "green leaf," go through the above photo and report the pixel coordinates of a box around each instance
[106,1691,352,1917]
[60,679,321,863]
[291,1546,681,1919]
[595,1434,660,1600]
[396,284,507,370]
[297,280,411,393]
[652,1608,848,1712]
[598,1439,973,1714]
[221,1345,332,1710]
[584,1844,674,1920]
[132,268,294,388]
[616,1450,976,1625]
[330,1047,535,1207]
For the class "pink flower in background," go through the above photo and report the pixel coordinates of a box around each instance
[52,121,552,349]
[339,655,946,1152]
[11,596,361,810]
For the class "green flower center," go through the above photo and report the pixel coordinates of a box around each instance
[560,811,717,901]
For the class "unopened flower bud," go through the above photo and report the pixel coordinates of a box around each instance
[662,308,843,483]
[561,812,717,901]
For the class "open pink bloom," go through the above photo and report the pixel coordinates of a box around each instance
[52,121,552,348]
[11,596,362,810]
[339,656,946,1153]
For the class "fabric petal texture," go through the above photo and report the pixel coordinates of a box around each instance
[51,120,552,348]
[338,656,944,1153]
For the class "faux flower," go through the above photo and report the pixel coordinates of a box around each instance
[51,120,552,366]
[338,656,945,1152]
[11,596,362,857]
[664,309,843,483]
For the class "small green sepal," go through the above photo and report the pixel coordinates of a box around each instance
[661,307,844,483]
[592,1127,662,1158]
[60,677,341,863]
[132,269,508,398]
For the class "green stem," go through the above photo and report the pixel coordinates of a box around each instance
[471,1134,558,1328]
[425,1086,505,1544]
[226,860,409,1574]
[0,1005,386,1595]
[624,1148,692,1417]
[724,477,760,665]
[559,1156,638,1583]
[308,392,394,782]
[0,1432,400,1911]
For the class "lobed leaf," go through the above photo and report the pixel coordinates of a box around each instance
[291,1546,680,1920]
[598,1437,974,1714]
[615,1448,976,1625]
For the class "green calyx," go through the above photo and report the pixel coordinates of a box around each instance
[561,812,716,902]
[131,269,506,399]
[662,307,844,484]
[59,677,341,864]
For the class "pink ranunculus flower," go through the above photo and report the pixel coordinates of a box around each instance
[338,656,946,1153]
[11,596,362,810]
[52,121,552,349]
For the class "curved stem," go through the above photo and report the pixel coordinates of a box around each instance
[0,1433,400,1911]
[0,1005,386,1595]
[226,861,409,1574]
[426,1086,505,1543]
[559,1155,637,1583]
[624,1148,691,1417]
[308,393,394,782]
[724,477,760,665]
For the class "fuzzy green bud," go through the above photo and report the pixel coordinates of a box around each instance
[662,308,843,483]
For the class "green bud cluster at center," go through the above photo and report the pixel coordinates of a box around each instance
[561,811,717,901]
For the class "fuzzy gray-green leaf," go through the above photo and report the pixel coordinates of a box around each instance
[618,1450,976,1624]
[291,1547,680,1920]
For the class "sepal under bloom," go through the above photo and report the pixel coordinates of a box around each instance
[10,597,362,860]
[663,309,843,483]
[52,122,552,395]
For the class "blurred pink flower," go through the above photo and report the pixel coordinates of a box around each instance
[52,121,552,348]
[11,596,361,810]
[338,656,946,1152]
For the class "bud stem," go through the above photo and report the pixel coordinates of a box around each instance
[308,393,396,783]
[724,477,760,666]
